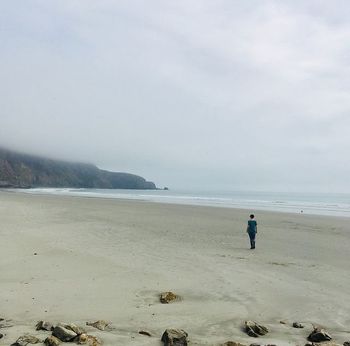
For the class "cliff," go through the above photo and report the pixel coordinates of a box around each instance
[0,148,156,189]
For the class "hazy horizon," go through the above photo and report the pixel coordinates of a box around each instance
[1,1,350,193]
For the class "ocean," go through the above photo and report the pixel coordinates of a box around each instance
[16,188,350,217]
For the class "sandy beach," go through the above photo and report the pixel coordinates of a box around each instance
[0,191,349,346]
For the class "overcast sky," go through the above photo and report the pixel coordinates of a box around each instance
[1,1,350,192]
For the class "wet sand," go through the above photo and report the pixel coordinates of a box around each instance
[0,191,349,345]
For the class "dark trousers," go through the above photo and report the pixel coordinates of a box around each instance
[248,231,256,249]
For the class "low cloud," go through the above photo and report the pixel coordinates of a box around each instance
[1,1,349,191]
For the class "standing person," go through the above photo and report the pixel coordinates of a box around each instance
[247,214,257,249]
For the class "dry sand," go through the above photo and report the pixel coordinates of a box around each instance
[0,191,349,345]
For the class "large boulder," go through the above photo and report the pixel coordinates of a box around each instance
[52,325,77,342]
[244,321,269,337]
[308,327,332,342]
[161,329,188,346]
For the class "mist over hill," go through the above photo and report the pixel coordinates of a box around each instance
[0,148,156,189]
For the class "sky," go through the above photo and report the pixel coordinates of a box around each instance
[1,1,350,192]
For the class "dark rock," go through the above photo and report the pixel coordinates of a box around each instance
[344,343,350,346]
[86,320,109,331]
[0,333,3,339]
[221,342,246,346]
[308,327,332,342]
[11,335,41,346]
[293,322,304,328]
[161,329,188,346]
[36,321,54,331]
[139,330,152,337]
[44,336,61,346]
[52,325,77,342]
[245,321,269,337]
[160,292,178,304]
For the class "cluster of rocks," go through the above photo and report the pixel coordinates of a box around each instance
[2,294,350,346]
[238,321,348,346]
[8,320,105,346]
[4,324,188,346]
[159,292,187,345]
[157,293,350,346]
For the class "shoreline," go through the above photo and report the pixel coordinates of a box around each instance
[3,188,350,219]
[0,191,349,345]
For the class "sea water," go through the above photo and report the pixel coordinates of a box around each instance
[16,188,350,217]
